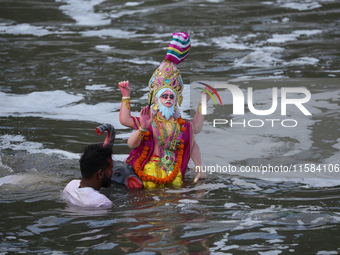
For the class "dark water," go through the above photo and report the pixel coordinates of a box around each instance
[1,0,340,254]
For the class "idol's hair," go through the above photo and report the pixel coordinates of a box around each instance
[155,88,177,100]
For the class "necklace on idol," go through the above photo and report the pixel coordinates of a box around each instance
[134,113,186,184]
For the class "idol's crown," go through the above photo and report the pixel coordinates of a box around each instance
[148,32,191,107]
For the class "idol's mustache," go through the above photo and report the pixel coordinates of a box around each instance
[165,100,173,105]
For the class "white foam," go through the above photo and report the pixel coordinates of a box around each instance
[234,47,284,67]
[267,239,283,243]
[240,218,263,226]
[294,30,323,36]
[112,154,130,161]
[259,250,282,255]
[213,30,322,68]
[221,245,239,251]
[0,175,27,186]
[277,0,323,10]
[0,23,71,37]
[95,45,113,51]
[209,233,229,253]
[287,57,319,66]
[331,139,340,150]
[0,134,79,159]
[85,84,113,91]
[232,178,262,191]
[57,0,110,26]
[124,2,143,6]
[213,35,250,50]
[242,33,259,40]
[124,58,160,66]
[316,252,338,255]
[234,49,319,67]
[109,8,153,19]
[261,227,278,234]
[268,30,321,43]
[0,90,139,129]
[0,133,129,162]
[190,38,210,47]
[81,29,141,39]
[0,90,83,111]
[148,32,173,39]
[224,202,237,208]
[178,199,199,204]
[142,39,166,44]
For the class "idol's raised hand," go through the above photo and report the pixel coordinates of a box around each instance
[118,80,131,97]
[203,86,213,103]
[140,106,153,130]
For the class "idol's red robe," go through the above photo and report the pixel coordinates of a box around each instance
[126,116,194,178]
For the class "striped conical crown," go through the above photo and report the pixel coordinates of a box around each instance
[165,32,191,65]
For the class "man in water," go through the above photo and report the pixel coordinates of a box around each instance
[63,144,113,207]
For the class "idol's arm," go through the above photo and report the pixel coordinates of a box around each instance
[127,129,145,149]
[191,140,207,179]
[192,87,212,134]
[192,105,205,134]
[127,106,153,149]
[118,80,135,129]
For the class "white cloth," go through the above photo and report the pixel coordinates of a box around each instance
[62,180,112,208]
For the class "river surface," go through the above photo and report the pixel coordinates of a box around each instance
[1,0,340,254]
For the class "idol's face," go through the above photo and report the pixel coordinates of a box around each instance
[159,90,175,108]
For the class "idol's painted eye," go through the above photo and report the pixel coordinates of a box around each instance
[161,94,174,100]
[114,172,122,177]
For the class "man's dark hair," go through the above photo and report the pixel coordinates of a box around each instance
[79,144,112,179]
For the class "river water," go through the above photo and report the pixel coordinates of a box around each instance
[1,0,340,254]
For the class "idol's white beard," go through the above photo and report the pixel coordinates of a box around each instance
[158,102,175,120]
